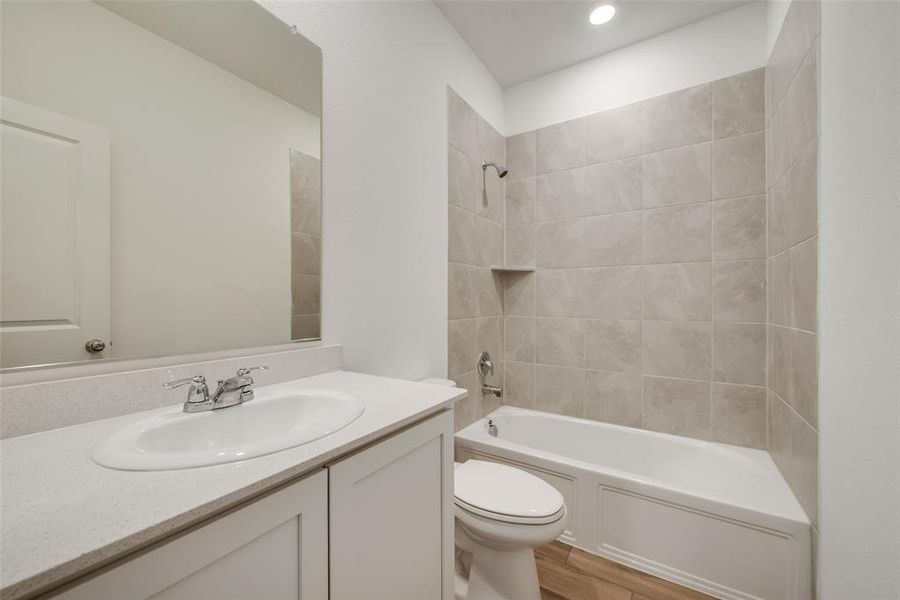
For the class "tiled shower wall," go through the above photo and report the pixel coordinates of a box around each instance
[500,70,770,449]
[290,149,322,340]
[447,89,506,429]
[765,0,820,525]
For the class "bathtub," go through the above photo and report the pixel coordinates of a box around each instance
[455,406,811,600]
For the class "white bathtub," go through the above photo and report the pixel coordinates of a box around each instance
[455,406,811,600]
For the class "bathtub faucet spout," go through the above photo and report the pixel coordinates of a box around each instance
[482,384,502,398]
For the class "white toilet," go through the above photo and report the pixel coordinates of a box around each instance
[454,460,567,600]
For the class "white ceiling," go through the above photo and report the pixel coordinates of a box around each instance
[435,0,753,88]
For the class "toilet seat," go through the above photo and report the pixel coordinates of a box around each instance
[454,460,564,525]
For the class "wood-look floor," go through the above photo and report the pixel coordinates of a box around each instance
[536,541,715,600]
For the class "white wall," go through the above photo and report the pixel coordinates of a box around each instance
[818,1,900,597]
[503,1,768,135]
[261,1,504,380]
[2,0,320,360]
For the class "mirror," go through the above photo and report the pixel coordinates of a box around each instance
[0,0,322,370]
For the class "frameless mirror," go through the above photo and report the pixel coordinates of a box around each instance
[0,0,322,370]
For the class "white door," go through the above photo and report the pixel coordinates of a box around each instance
[329,411,455,600]
[51,470,328,600]
[0,96,110,368]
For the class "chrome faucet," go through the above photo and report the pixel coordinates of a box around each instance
[164,366,268,413]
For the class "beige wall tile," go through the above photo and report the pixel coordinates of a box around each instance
[584,158,643,216]
[291,233,321,275]
[643,143,712,208]
[786,140,818,247]
[536,168,586,222]
[448,88,478,156]
[767,97,792,186]
[506,178,535,225]
[536,318,585,367]
[791,329,818,427]
[504,272,535,316]
[583,267,643,319]
[791,236,817,332]
[643,376,712,438]
[713,132,766,200]
[643,83,713,152]
[585,102,644,163]
[504,361,535,409]
[536,269,585,317]
[584,213,642,266]
[291,314,319,340]
[475,317,504,366]
[712,196,766,260]
[506,224,536,268]
[292,274,320,315]
[769,392,792,470]
[767,172,789,255]
[585,371,642,427]
[713,323,766,385]
[788,41,818,161]
[643,320,711,380]
[535,365,585,417]
[790,412,818,524]
[712,383,767,449]
[767,0,820,118]
[536,219,585,268]
[448,263,473,319]
[771,249,793,326]
[479,165,506,224]
[643,263,712,321]
[505,316,535,362]
[584,319,642,373]
[477,114,505,167]
[536,118,586,174]
[643,204,712,263]
[772,325,793,402]
[448,205,475,265]
[713,260,766,322]
[471,268,503,317]
[449,145,478,213]
[506,131,536,180]
[713,68,765,139]
[453,371,481,432]
[448,319,475,378]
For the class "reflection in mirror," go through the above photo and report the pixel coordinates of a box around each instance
[0,0,322,370]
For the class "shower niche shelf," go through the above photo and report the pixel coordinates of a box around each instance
[490,266,535,274]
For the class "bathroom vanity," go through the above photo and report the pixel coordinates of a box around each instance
[0,371,463,600]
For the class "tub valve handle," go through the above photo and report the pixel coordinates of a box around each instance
[487,419,498,437]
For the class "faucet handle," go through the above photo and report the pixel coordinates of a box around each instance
[235,366,268,377]
[164,375,209,404]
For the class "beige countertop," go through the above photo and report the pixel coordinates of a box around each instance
[0,370,463,600]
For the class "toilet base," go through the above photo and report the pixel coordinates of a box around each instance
[455,522,543,600]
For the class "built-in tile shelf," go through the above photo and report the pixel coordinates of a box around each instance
[490,266,535,273]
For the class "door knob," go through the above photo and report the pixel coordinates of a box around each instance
[85,339,106,353]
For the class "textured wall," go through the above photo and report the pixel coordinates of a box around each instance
[446,89,506,430]
[497,70,769,449]
[765,0,820,526]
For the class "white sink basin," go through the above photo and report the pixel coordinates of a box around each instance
[92,389,365,471]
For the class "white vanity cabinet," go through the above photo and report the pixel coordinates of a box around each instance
[329,410,455,600]
[52,470,329,600]
[45,410,454,600]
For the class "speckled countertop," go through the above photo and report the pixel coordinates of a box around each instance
[0,371,463,600]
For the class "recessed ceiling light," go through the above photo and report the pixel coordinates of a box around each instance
[589,4,616,25]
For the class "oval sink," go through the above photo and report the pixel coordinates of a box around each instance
[92,389,365,471]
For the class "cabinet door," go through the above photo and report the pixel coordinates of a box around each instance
[329,410,454,600]
[51,470,328,600]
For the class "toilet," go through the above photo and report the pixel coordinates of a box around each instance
[454,460,567,600]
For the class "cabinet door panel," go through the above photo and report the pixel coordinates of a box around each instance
[329,411,454,600]
[51,470,327,600]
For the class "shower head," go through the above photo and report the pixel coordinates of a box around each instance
[482,161,509,179]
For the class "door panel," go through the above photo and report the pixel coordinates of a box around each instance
[1,96,110,367]
[329,411,455,600]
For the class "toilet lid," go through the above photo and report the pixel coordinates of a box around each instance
[454,460,564,524]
